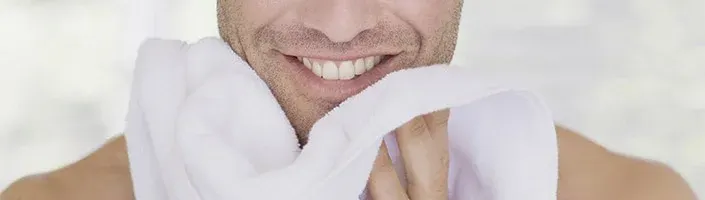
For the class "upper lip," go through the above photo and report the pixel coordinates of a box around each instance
[279,50,400,61]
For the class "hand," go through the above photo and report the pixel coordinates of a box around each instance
[367,110,450,200]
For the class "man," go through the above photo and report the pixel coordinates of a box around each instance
[1,0,697,199]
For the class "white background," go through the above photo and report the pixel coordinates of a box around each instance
[1,0,703,196]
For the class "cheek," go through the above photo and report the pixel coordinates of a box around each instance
[237,0,292,28]
[388,0,455,37]
[231,0,301,53]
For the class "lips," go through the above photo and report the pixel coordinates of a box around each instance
[278,52,398,103]
[297,56,383,80]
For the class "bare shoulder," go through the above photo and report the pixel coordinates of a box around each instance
[1,135,134,200]
[2,129,697,200]
[556,126,697,200]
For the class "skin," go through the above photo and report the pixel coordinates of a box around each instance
[367,110,451,200]
[1,0,697,199]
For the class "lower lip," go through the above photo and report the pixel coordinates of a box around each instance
[281,54,398,103]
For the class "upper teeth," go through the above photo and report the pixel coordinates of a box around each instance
[298,56,382,80]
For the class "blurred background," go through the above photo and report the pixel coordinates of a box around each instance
[0,0,703,196]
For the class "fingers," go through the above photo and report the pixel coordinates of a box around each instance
[395,110,450,200]
[424,110,450,167]
[368,142,409,200]
[422,109,450,140]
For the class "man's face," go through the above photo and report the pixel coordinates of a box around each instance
[217,0,463,144]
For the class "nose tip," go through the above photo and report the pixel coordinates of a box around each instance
[299,0,379,43]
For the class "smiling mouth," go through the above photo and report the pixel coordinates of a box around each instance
[278,52,400,102]
[290,55,391,81]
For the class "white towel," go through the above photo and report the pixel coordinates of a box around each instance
[124,37,558,200]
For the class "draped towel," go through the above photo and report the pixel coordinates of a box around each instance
[124,37,558,200]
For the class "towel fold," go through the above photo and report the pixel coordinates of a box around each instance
[124,37,559,200]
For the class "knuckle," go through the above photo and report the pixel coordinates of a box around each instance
[431,115,449,127]
[427,110,450,128]
[405,117,428,136]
